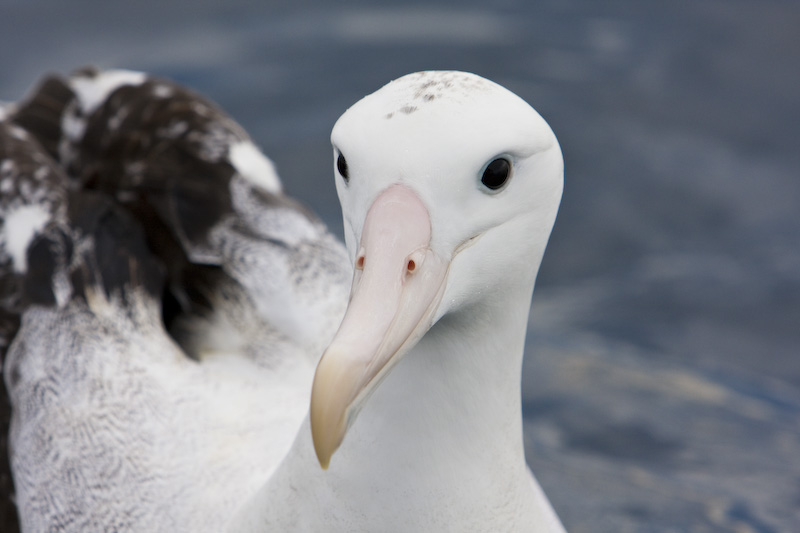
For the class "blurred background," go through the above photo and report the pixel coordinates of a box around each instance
[2,0,798,531]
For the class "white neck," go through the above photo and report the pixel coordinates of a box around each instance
[230,275,564,532]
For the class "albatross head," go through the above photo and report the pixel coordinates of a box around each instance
[310,71,563,469]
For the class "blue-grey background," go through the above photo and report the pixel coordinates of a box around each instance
[2,1,798,531]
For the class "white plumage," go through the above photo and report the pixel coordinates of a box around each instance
[1,69,565,532]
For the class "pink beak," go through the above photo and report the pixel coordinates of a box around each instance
[310,184,449,469]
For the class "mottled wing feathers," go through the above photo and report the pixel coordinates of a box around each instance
[0,68,351,531]
[12,68,281,265]
[0,121,68,341]
[0,118,163,314]
[6,69,349,351]
[10,75,76,161]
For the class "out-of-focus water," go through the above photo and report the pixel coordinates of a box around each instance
[2,1,798,531]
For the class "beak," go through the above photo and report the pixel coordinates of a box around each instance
[310,184,449,469]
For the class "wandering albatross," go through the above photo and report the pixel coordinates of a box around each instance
[1,69,565,532]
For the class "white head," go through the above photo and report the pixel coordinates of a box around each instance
[310,71,563,467]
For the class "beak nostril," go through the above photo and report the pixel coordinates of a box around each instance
[356,255,365,270]
[407,259,416,272]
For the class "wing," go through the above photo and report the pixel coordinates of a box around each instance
[12,67,350,361]
[2,70,350,531]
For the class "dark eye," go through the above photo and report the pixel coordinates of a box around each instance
[337,153,349,183]
[481,158,511,191]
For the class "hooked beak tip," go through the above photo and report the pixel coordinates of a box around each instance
[310,412,337,470]
[316,450,331,470]
[309,352,352,470]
